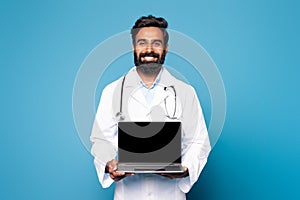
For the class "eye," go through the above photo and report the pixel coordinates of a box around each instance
[137,41,146,47]
[152,41,162,48]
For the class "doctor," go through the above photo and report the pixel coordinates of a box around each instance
[90,15,211,200]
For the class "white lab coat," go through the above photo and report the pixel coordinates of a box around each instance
[90,67,211,200]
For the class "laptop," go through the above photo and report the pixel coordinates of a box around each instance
[117,121,184,173]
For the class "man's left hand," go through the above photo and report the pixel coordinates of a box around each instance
[158,166,189,179]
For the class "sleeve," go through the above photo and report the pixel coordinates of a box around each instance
[90,84,118,188]
[178,86,211,193]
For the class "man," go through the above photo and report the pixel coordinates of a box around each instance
[90,15,211,200]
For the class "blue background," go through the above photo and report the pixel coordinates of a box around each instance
[1,0,299,199]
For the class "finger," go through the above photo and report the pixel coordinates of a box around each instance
[113,173,135,182]
[124,173,135,177]
[108,166,119,174]
[114,175,125,182]
[111,171,125,177]
[110,173,115,180]
[160,173,174,179]
[108,162,118,172]
[110,173,125,181]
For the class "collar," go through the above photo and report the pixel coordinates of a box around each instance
[136,68,163,90]
[124,66,176,88]
[120,66,177,110]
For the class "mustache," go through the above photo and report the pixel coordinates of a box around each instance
[139,52,160,59]
[134,50,166,67]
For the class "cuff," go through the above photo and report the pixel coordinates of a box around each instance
[94,158,114,188]
[178,162,193,193]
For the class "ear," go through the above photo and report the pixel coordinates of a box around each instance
[132,44,135,52]
[165,44,169,54]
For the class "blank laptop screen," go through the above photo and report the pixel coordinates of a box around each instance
[118,122,181,163]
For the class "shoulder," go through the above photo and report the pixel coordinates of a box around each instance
[102,78,121,94]
[163,68,196,95]
[100,75,126,101]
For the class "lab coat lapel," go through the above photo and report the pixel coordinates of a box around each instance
[124,67,176,109]
[123,69,149,109]
[150,87,168,107]
[150,68,176,107]
[130,89,149,109]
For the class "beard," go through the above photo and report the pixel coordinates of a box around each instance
[134,50,166,75]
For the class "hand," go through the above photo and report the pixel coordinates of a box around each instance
[158,166,189,179]
[105,159,134,182]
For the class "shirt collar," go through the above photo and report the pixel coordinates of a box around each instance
[135,67,163,90]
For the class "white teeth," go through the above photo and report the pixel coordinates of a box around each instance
[144,56,156,61]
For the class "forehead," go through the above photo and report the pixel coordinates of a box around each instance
[135,27,164,40]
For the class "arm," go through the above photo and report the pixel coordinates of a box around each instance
[90,84,118,188]
[157,86,210,186]
[178,86,211,193]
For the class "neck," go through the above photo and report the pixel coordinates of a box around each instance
[137,69,161,87]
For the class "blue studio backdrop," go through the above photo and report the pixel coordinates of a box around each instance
[1,0,299,199]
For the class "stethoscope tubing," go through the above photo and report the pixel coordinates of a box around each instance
[116,74,177,121]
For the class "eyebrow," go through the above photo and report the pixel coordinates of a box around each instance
[136,39,163,43]
[152,39,163,44]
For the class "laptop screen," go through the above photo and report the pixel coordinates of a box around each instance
[118,122,181,163]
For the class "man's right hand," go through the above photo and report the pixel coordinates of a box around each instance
[105,159,134,182]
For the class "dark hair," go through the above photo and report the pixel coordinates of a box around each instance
[131,15,169,47]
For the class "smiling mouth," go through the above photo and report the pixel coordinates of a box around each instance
[142,56,157,62]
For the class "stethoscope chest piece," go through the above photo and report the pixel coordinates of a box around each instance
[116,111,125,121]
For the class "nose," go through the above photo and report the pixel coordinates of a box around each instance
[146,43,153,52]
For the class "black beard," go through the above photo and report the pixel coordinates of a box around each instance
[134,50,166,75]
[136,63,162,75]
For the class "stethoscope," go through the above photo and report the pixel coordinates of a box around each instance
[115,75,178,121]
